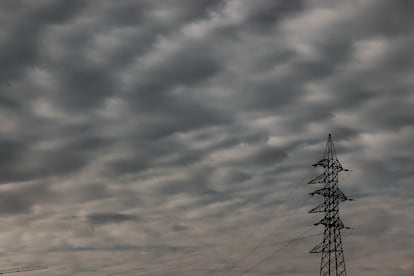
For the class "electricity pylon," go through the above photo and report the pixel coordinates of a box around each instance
[308,134,351,276]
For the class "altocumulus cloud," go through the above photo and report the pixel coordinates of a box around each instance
[0,0,413,275]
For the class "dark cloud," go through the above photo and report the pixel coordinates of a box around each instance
[0,181,51,215]
[86,213,139,225]
[244,0,304,29]
[0,0,412,275]
[0,139,26,181]
[0,130,109,183]
[0,0,85,84]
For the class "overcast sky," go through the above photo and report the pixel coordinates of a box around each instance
[0,0,413,275]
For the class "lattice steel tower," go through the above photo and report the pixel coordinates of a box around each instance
[308,134,351,276]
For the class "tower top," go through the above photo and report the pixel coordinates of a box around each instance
[323,134,335,158]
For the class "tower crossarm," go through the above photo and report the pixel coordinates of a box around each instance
[310,242,324,253]
[310,241,345,254]
[309,187,350,202]
[312,158,344,172]
[309,203,325,213]
[309,187,329,197]
[335,188,349,202]
[308,173,327,184]
[313,217,345,229]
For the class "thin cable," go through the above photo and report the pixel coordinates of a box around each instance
[238,226,315,275]
[217,198,308,273]
[214,188,309,276]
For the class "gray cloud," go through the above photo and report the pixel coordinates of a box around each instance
[0,0,413,275]
[86,213,139,225]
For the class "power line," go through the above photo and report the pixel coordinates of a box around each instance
[212,176,310,276]
[238,226,316,275]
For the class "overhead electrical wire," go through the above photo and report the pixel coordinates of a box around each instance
[238,226,316,275]
[212,174,313,276]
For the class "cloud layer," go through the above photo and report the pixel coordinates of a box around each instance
[0,0,413,275]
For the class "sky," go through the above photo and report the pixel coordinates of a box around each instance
[0,0,413,275]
